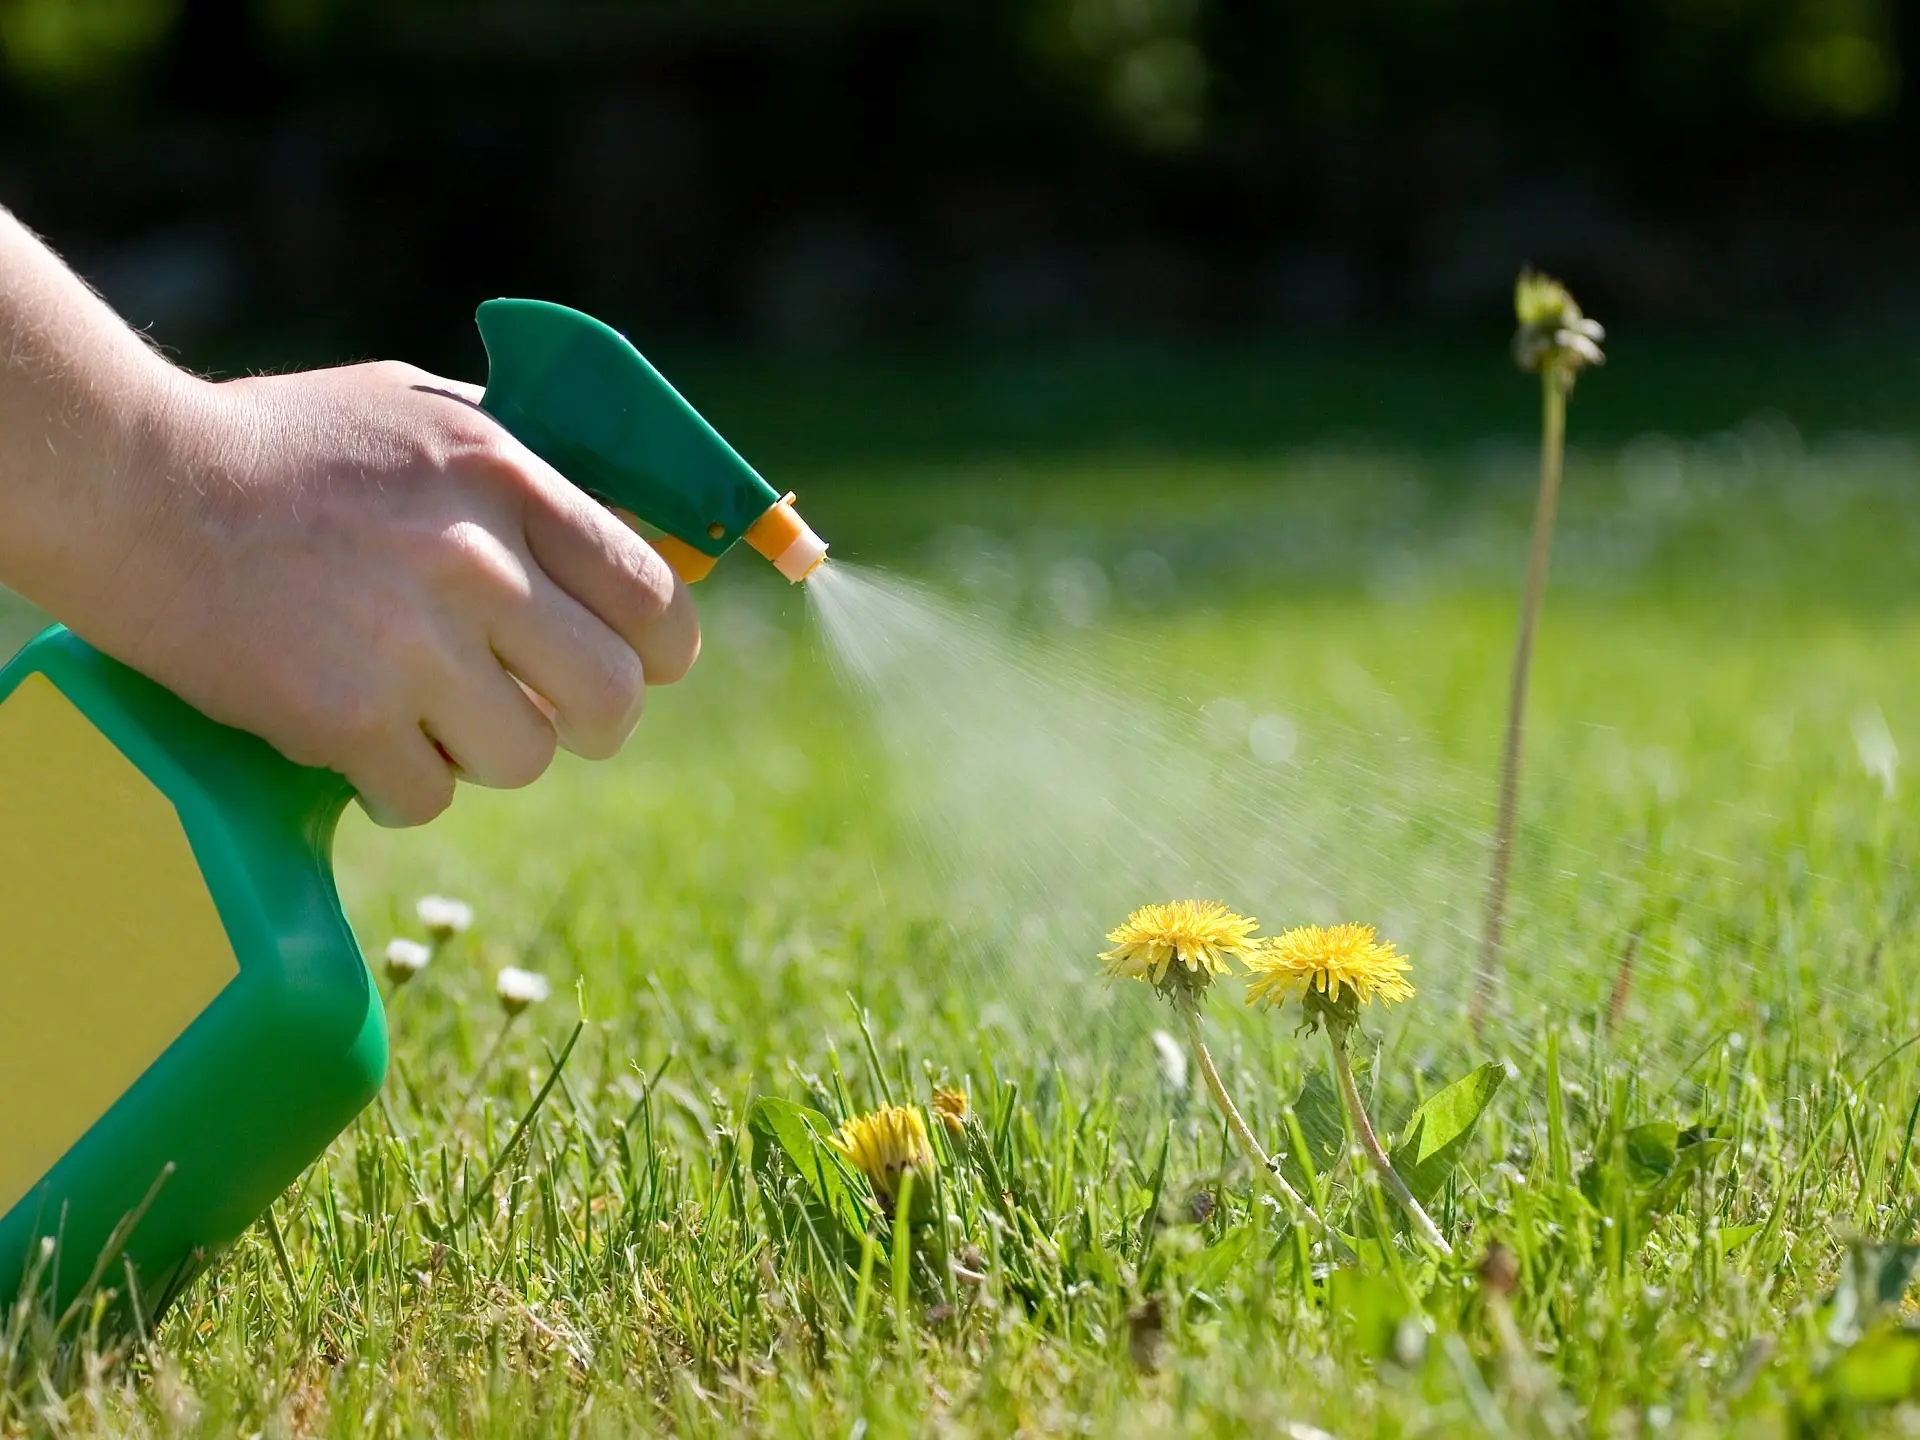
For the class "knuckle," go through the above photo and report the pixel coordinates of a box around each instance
[465,432,535,490]
[460,527,532,599]
[397,414,519,493]
[392,516,458,579]
[371,358,428,389]
[409,521,527,601]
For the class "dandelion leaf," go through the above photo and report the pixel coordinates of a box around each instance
[1185,1224,1257,1297]
[747,1097,870,1262]
[1647,1135,1727,1213]
[1388,1061,1506,1207]
[1577,1119,1723,1214]
[1623,1120,1679,1184]
[1277,1065,1350,1199]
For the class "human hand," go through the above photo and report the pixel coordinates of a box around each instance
[77,361,699,826]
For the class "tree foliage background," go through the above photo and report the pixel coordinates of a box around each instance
[0,0,1912,366]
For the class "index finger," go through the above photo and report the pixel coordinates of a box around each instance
[516,456,702,686]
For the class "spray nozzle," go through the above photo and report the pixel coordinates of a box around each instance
[645,492,829,585]
[474,298,829,585]
[746,493,829,582]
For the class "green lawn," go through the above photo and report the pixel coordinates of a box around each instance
[8,395,1920,1435]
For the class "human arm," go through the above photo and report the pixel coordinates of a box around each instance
[0,206,698,825]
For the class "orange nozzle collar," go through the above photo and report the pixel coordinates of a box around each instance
[744,493,829,582]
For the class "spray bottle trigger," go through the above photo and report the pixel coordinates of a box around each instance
[648,533,720,583]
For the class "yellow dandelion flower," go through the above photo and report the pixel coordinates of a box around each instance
[931,1086,969,1136]
[830,1105,934,1208]
[1244,923,1414,1023]
[1101,901,1258,1000]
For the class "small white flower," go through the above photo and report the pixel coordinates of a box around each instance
[496,966,551,1016]
[383,938,432,986]
[417,894,474,941]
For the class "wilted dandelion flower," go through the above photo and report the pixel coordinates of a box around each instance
[1245,922,1413,1032]
[1101,901,1257,1003]
[1479,267,1602,1033]
[1512,269,1605,386]
[495,966,551,1017]
[383,938,431,987]
[417,895,474,941]
[931,1086,969,1136]
[831,1105,934,1212]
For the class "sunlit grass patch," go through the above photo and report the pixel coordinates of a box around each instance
[5,435,1920,1435]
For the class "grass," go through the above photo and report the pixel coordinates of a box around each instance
[8,385,1920,1435]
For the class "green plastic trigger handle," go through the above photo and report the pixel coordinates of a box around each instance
[0,299,769,1318]
[476,297,783,559]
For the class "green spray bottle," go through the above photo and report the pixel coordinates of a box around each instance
[0,300,827,1315]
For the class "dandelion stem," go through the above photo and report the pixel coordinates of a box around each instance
[1178,1004,1330,1243]
[462,1015,520,1108]
[1474,368,1566,1032]
[1326,1028,1451,1255]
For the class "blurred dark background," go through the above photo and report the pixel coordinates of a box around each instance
[4,0,1920,447]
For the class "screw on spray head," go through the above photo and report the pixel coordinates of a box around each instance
[474,299,831,583]
[633,496,828,585]
[744,493,829,582]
